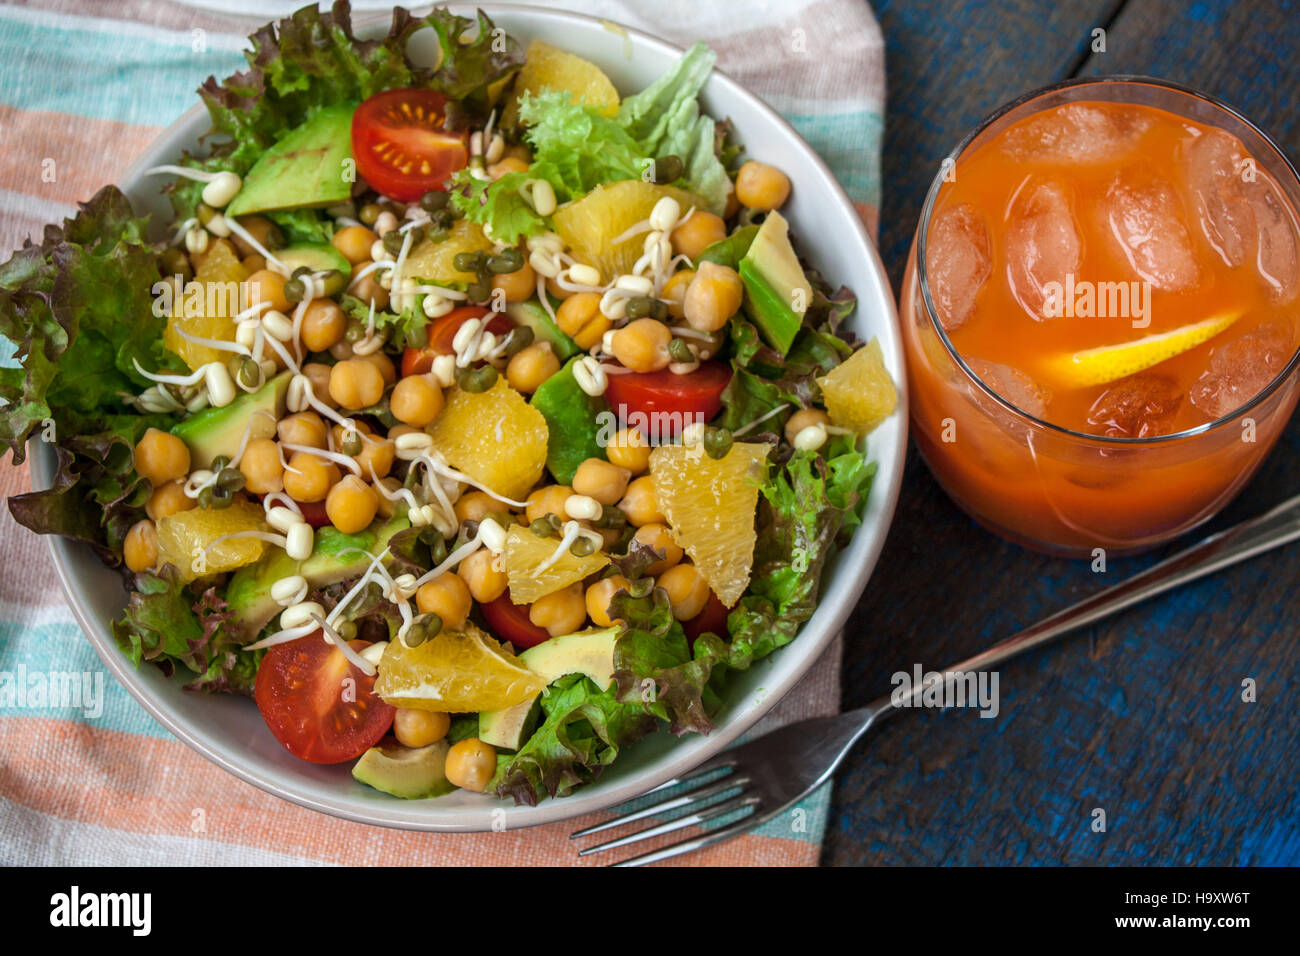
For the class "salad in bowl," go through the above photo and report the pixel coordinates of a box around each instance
[1,2,896,807]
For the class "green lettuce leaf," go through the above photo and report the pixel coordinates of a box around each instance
[265,207,334,246]
[615,42,730,214]
[516,90,650,202]
[0,186,177,465]
[447,169,550,245]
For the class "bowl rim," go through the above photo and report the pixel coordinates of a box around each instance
[33,1,908,832]
[915,74,1300,445]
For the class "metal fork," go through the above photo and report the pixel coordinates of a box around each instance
[571,491,1300,865]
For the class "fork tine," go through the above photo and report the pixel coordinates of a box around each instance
[609,811,764,867]
[570,773,749,839]
[578,791,759,857]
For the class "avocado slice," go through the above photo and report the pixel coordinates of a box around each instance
[530,356,610,484]
[226,104,355,217]
[171,371,290,470]
[353,738,453,799]
[479,627,619,750]
[506,299,581,361]
[694,223,758,269]
[278,243,351,279]
[738,211,813,356]
[226,514,409,639]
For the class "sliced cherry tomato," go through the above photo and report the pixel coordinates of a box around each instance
[401,307,512,377]
[684,592,730,645]
[254,633,394,764]
[352,89,469,201]
[480,595,552,650]
[604,361,733,438]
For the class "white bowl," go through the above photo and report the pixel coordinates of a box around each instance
[31,3,907,831]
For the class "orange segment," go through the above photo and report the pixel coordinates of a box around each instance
[163,242,249,371]
[503,525,609,605]
[503,39,620,127]
[817,338,897,435]
[402,219,494,284]
[426,378,548,502]
[155,497,268,582]
[1042,312,1240,388]
[553,180,707,280]
[374,622,548,713]
[649,441,770,607]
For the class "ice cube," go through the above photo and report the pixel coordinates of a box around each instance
[926,203,992,331]
[1103,168,1200,291]
[966,358,1051,418]
[1003,103,1151,164]
[1189,322,1294,419]
[1244,178,1300,303]
[1183,128,1253,268]
[1005,180,1082,320]
[1085,374,1183,438]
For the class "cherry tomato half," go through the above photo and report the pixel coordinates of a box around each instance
[604,361,733,438]
[352,89,469,202]
[401,306,512,376]
[684,592,730,645]
[480,594,552,650]
[254,633,395,764]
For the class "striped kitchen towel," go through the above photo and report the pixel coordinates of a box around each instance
[0,0,884,866]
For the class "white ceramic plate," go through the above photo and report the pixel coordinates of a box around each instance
[30,3,907,831]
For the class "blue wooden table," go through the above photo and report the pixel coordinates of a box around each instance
[826,0,1300,865]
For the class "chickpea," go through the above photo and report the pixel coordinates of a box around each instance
[585,574,630,628]
[359,349,397,387]
[453,491,502,525]
[300,299,346,352]
[610,318,672,373]
[572,458,632,506]
[617,475,665,527]
[332,224,378,266]
[393,708,450,748]
[661,269,695,319]
[491,258,537,303]
[390,373,444,426]
[146,479,195,521]
[529,583,587,637]
[231,216,282,258]
[329,358,386,410]
[350,273,390,311]
[445,738,497,792]
[241,254,267,274]
[724,185,740,220]
[134,428,191,486]
[239,438,285,494]
[545,274,574,302]
[416,573,472,630]
[633,523,683,575]
[123,519,158,573]
[658,563,710,620]
[670,211,727,261]
[301,362,337,409]
[683,261,744,333]
[606,427,651,474]
[278,411,328,449]
[458,548,508,603]
[245,268,291,313]
[735,160,791,211]
[325,474,379,534]
[282,451,339,503]
[332,422,395,481]
[525,485,573,524]
[555,291,612,350]
[387,423,422,443]
[487,156,530,179]
[783,408,832,445]
[506,341,560,395]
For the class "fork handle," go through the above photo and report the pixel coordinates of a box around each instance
[856,491,1300,728]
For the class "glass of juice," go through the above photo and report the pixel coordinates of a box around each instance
[900,77,1300,557]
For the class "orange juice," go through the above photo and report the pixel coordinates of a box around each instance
[901,80,1300,556]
